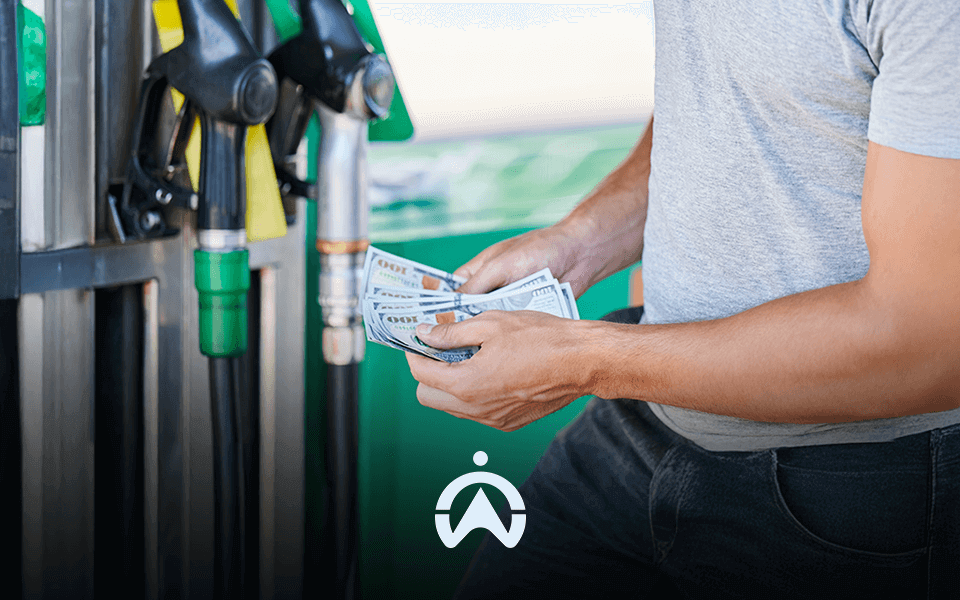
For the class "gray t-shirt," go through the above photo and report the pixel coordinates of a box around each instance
[641,0,960,451]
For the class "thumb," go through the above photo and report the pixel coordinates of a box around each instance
[415,319,482,350]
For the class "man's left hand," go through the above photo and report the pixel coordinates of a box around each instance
[405,310,595,431]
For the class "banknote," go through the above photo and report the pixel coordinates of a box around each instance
[365,269,559,312]
[360,246,580,362]
[377,281,570,320]
[361,246,465,294]
[371,282,570,361]
[367,268,551,300]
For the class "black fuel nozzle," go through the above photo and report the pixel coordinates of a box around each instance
[271,0,393,117]
[265,0,395,221]
[108,0,279,244]
[266,0,394,365]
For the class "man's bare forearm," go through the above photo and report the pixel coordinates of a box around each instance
[560,143,960,425]
[577,276,960,424]
[556,115,653,288]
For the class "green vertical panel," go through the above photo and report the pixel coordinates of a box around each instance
[302,121,324,596]
[358,232,629,598]
[346,0,413,141]
[17,2,46,126]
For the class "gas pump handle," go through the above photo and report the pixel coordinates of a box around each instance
[108,0,279,244]
[108,73,199,243]
[268,0,388,115]
[196,117,247,231]
[153,0,278,126]
[266,0,395,205]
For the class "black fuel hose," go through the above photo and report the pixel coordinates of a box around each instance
[325,362,360,600]
[209,356,246,598]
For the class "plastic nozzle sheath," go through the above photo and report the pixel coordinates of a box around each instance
[196,249,250,358]
[193,99,250,361]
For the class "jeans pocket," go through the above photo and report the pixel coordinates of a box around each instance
[770,449,929,558]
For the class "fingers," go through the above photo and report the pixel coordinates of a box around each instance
[415,383,465,412]
[454,244,497,282]
[453,257,483,282]
[405,351,465,393]
[456,267,509,295]
[454,241,516,294]
[414,383,513,431]
[455,253,508,294]
[414,383,561,433]
[415,317,489,350]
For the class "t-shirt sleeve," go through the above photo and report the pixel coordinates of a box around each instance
[864,0,960,159]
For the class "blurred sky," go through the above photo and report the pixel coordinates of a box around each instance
[369,1,656,141]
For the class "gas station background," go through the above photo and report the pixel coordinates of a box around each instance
[320,3,654,596]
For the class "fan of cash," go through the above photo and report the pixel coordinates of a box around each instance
[361,246,580,363]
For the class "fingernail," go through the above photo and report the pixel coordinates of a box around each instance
[416,323,433,336]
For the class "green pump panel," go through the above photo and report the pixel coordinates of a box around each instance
[16,1,45,125]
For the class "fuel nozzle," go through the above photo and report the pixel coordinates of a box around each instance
[112,0,278,357]
[161,0,278,358]
[266,0,394,366]
[269,0,394,119]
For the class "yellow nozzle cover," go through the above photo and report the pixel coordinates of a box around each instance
[152,0,288,243]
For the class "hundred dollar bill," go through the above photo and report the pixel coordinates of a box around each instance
[362,247,466,295]
[363,300,479,361]
[385,281,570,319]
[367,285,452,298]
[366,268,551,298]
[360,247,582,360]
[365,269,558,308]
[373,283,570,362]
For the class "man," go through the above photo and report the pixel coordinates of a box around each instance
[406,1,960,597]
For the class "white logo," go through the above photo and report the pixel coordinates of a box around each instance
[435,451,526,548]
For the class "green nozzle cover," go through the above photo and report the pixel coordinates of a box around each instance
[195,249,250,357]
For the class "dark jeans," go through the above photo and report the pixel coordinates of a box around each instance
[454,308,960,599]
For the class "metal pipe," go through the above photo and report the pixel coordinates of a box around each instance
[316,72,373,600]
[316,71,380,367]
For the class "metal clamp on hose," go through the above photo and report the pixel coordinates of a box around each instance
[319,251,366,365]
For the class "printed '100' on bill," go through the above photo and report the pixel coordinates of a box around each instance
[362,247,465,295]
